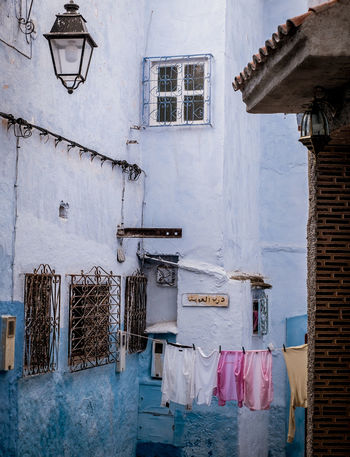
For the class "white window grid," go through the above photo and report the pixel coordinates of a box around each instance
[142,54,212,127]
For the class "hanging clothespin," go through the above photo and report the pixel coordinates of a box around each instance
[283,344,286,352]
[267,346,271,353]
[192,343,196,350]
[219,345,222,354]
[242,346,246,354]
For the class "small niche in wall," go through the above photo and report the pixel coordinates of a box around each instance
[59,201,69,219]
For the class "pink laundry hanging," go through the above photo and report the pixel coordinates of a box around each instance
[243,350,273,411]
[214,351,245,407]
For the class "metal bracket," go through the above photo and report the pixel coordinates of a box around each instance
[117,227,182,238]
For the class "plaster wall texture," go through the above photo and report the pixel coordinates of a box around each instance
[0,1,147,456]
[0,1,309,456]
[0,301,24,457]
[137,1,269,455]
[0,123,16,300]
[138,1,308,457]
[223,0,264,273]
[258,2,308,455]
[228,2,308,455]
[137,339,240,457]
[137,1,306,456]
[141,0,227,265]
[144,262,178,325]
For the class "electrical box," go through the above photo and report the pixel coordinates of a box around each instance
[151,340,165,379]
[116,330,127,373]
[0,315,16,371]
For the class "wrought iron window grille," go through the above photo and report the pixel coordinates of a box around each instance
[143,54,212,127]
[124,271,147,353]
[156,264,177,287]
[252,288,268,336]
[23,264,61,377]
[68,267,121,372]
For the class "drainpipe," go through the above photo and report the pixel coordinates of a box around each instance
[11,138,20,302]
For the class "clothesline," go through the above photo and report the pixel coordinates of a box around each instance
[119,329,307,443]
[119,330,289,353]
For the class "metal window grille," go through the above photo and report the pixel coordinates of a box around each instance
[124,271,147,353]
[143,54,212,127]
[23,264,61,376]
[156,264,177,287]
[68,266,121,372]
[252,288,268,336]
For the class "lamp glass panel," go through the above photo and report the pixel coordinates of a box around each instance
[50,38,84,76]
[80,40,93,80]
[311,111,326,136]
[301,112,311,137]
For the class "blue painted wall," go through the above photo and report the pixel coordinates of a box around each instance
[0,302,23,457]
[137,337,239,457]
[0,301,141,457]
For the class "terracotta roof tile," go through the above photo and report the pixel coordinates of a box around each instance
[232,0,340,91]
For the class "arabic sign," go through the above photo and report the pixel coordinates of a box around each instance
[182,294,229,307]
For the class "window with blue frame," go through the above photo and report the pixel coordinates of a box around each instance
[143,54,212,127]
[252,288,268,336]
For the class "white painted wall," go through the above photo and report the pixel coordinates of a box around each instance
[0,0,147,306]
[139,1,308,456]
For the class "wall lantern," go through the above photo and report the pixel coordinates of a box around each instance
[44,1,97,94]
[299,103,330,153]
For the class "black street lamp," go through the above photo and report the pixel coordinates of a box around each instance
[299,102,330,153]
[44,1,97,94]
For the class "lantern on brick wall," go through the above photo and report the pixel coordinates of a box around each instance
[299,103,330,153]
[44,1,97,94]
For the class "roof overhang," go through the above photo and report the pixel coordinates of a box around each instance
[233,0,350,114]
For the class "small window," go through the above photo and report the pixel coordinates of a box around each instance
[68,267,121,372]
[143,54,212,126]
[124,272,147,353]
[23,264,61,376]
[252,288,268,336]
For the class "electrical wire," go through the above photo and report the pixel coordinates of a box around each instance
[11,138,20,302]
[0,36,32,59]
[119,330,294,353]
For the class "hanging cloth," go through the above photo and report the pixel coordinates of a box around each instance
[161,344,195,410]
[214,351,245,407]
[283,344,308,443]
[243,350,273,411]
[194,348,220,406]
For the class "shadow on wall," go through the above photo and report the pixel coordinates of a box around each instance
[136,442,182,457]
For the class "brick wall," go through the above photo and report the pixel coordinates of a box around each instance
[314,146,350,456]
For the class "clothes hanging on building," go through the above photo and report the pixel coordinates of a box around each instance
[193,348,220,406]
[214,351,245,407]
[283,344,308,443]
[161,344,195,410]
[243,350,273,411]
